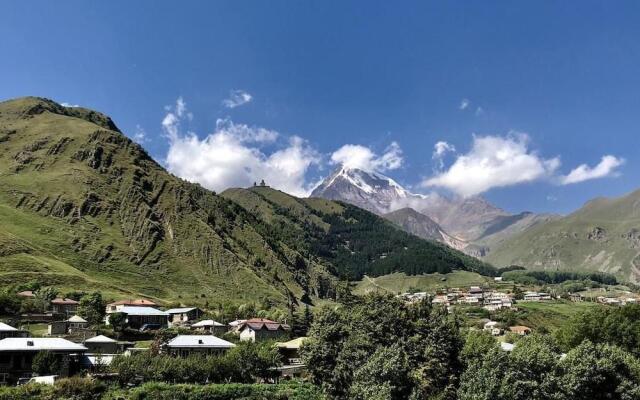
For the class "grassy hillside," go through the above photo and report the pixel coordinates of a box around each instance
[486,191,640,283]
[0,97,495,306]
[353,271,491,295]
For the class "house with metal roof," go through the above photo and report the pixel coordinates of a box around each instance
[165,335,235,357]
[192,319,226,335]
[0,338,87,384]
[165,307,203,326]
[0,322,29,340]
[105,306,168,330]
[105,299,158,314]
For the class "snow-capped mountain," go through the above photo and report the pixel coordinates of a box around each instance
[310,166,415,214]
[310,166,553,256]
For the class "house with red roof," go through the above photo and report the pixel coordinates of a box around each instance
[50,298,79,316]
[105,299,157,314]
[236,318,290,342]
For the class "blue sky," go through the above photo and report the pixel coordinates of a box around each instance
[1,1,639,214]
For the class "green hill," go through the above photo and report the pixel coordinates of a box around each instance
[486,190,640,283]
[0,96,495,306]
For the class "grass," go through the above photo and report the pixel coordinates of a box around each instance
[517,300,600,331]
[22,322,48,337]
[353,270,491,295]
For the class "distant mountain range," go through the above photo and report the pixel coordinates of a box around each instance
[311,165,640,283]
[310,166,558,257]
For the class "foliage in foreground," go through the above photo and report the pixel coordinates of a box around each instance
[301,294,462,399]
[109,341,281,385]
[0,379,322,400]
[458,334,640,400]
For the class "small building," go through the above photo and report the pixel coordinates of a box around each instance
[50,298,79,316]
[228,319,247,329]
[0,322,29,340]
[66,315,89,331]
[237,318,290,342]
[106,306,168,330]
[105,299,157,314]
[494,277,503,282]
[83,335,119,354]
[47,321,68,336]
[192,319,226,335]
[16,290,35,298]
[483,321,499,331]
[165,307,203,326]
[276,337,306,366]
[276,337,307,378]
[569,293,583,302]
[0,338,87,384]
[509,325,532,336]
[165,335,235,357]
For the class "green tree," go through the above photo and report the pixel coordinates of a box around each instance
[32,351,61,375]
[108,312,127,337]
[77,292,105,325]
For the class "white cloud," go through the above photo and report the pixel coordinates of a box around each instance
[163,98,319,197]
[423,133,560,197]
[330,142,403,172]
[459,99,470,110]
[475,106,484,116]
[132,125,147,144]
[432,141,456,170]
[222,90,253,109]
[560,155,624,185]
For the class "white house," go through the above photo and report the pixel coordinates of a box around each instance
[165,335,235,357]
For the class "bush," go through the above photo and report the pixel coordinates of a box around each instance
[120,381,324,400]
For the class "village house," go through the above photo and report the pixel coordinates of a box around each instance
[236,318,290,342]
[523,292,552,302]
[165,335,235,357]
[165,307,203,326]
[431,295,450,307]
[569,293,583,302]
[50,298,79,316]
[83,335,120,354]
[509,325,532,336]
[191,319,226,335]
[468,286,484,299]
[0,338,87,384]
[228,319,247,329]
[105,299,157,314]
[0,322,29,340]
[105,306,168,330]
[16,290,35,299]
[276,337,307,378]
[66,315,89,331]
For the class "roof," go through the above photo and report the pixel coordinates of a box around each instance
[228,319,246,327]
[84,335,116,343]
[501,342,515,352]
[0,322,17,332]
[67,315,88,323]
[51,298,79,305]
[166,335,235,349]
[192,319,224,327]
[165,307,198,314]
[17,290,35,297]
[118,306,168,316]
[0,338,87,352]
[509,325,531,333]
[240,318,290,332]
[107,299,157,307]
[276,337,307,349]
